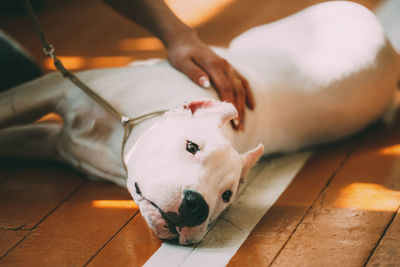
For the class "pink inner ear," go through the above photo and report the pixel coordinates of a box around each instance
[183,100,215,114]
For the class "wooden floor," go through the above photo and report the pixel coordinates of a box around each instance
[1,0,399,266]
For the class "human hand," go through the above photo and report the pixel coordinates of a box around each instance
[103,0,253,129]
[166,33,255,131]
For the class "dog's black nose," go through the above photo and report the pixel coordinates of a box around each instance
[178,190,209,227]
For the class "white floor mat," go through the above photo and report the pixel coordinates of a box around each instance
[144,151,312,267]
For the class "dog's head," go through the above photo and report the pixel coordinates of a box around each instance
[125,100,263,245]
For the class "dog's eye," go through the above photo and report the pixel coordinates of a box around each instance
[186,140,199,155]
[222,190,232,203]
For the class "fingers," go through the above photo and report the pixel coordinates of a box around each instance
[168,49,211,88]
[231,75,246,131]
[238,72,255,110]
[204,58,253,131]
[211,68,244,130]
[167,42,254,131]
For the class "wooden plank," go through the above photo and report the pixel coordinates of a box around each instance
[366,208,400,266]
[268,121,400,266]
[0,163,85,229]
[228,138,359,266]
[0,181,138,266]
[0,229,29,257]
[87,214,162,267]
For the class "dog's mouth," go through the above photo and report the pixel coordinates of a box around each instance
[134,182,208,243]
[134,182,180,237]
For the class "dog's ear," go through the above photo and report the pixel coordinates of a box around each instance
[240,143,264,180]
[183,99,237,127]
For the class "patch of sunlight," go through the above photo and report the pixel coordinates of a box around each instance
[118,37,164,51]
[92,200,138,209]
[36,112,63,123]
[43,56,136,70]
[379,144,400,155]
[334,183,400,211]
[165,0,236,27]
[44,56,84,70]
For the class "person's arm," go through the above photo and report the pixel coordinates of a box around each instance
[103,0,254,130]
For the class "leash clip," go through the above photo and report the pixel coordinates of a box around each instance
[43,44,55,58]
[120,115,130,126]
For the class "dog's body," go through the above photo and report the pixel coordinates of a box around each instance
[1,1,400,244]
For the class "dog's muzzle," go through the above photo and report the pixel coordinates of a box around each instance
[135,183,209,239]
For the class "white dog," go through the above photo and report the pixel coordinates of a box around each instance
[1,1,399,245]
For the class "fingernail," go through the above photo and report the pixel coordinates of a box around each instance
[233,118,240,127]
[199,76,211,88]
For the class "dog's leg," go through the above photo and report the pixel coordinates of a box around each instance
[0,122,62,160]
[0,73,65,128]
